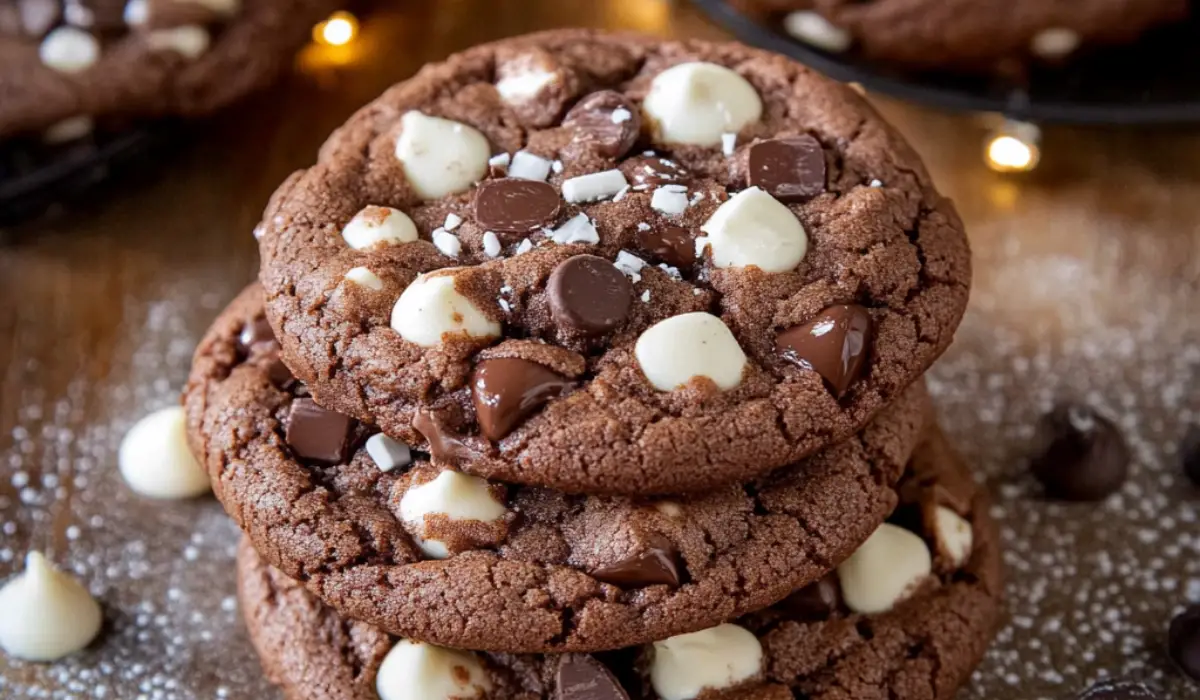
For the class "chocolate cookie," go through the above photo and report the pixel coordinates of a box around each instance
[734,0,1189,70]
[187,285,929,653]
[0,0,339,139]
[255,29,971,495]
[236,425,1002,700]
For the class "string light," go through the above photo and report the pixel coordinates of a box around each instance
[313,11,358,47]
[984,120,1041,173]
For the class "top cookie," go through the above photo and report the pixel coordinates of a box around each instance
[258,29,971,495]
[0,0,338,139]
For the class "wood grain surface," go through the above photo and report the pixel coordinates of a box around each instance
[1,1,1199,698]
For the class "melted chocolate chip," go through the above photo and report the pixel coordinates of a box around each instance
[471,358,569,441]
[412,410,480,465]
[555,655,630,700]
[547,255,633,336]
[776,305,873,397]
[619,155,689,187]
[238,316,275,353]
[591,534,685,588]
[473,179,562,233]
[780,574,841,621]
[1169,605,1200,682]
[636,225,695,269]
[1075,679,1162,700]
[747,135,827,203]
[284,398,354,464]
[562,91,641,159]
[1031,404,1129,501]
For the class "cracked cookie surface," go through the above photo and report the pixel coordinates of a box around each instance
[256,29,971,495]
[236,425,1001,699]
[188,284,928,653]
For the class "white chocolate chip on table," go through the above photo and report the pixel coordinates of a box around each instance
[642,61,763,147]
[390,271,501,348]
[375,639,491,700]
[118,405,211,499]
[394,111,490,199]
[341,206,418,250]
[837,522,933,614]
[398,469,508,559]
[649,623,763,700]
[0,552,103,662]
[700,187,808,273]
[636,312,747,391]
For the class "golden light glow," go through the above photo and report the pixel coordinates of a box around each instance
[313,11,358,47]
[985,134,1040,173]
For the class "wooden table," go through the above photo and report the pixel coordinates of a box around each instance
[2,1,1198,698]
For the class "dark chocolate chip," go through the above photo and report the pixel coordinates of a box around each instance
[779,574,841,621]
[555,655,630,700]
[1031,404,1129,502]
[776,305,873,397]
[1169,604,1200,682]
[636,225,695,270]
[1180,427,1200,488]
[591,535,685,588]
[473,179,562,233]
[412,409,480,465]
[284,398,354,464]
[547,255,633,336]
[619,155,689,187]
[471,358,569,441]
[747,135,826,203]
[238,316,275,353]
[563,91,642,160]
[1075,679,1162,700]
[265,358,295,390]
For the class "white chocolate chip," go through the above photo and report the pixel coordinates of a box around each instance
[399,470,507,559]
[562,169,628,203]
[344,267,384,291]
[63,0,92,27]
[635,312,746,392]
[488,152,511,170]
[550,213,599,245]
[613,250,646,283]
[700,187,807,272]
[0,552,103,662]
[342,206,418,250]
[365,434,411,473]
[395,112,490,199]
[1030,28,1081,60]
[551,160,564,173]
[390,272,501,347]
[19,0,61,35]
[39,27,99,74]
[721,132,737,156]
[496,54,560,106]
[933,505,973,568]
[482,231,502,258]
[508,150,552,181]
[123,0,147,24]
[649,624,763,700]
[655,501,684,518]
[651,187,689,215]
[146,25,211,59]
[431,228,462,258]
[443,213,463,231]
[869,179,884,188]
[642,62,762,147]
[611,107,633,123]
[515,238,533,255]
[376,640,491,700]
[837,522,932,614]
[641,289,651,303]
[783,11,853,52]
[694,235,710,259]
[42,115,93,144]
[118,406,210,499]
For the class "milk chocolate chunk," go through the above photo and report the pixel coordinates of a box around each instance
[471,358,569,441]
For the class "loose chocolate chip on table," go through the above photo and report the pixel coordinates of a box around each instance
[237,316,275,353]
[747,135,827,202]
[471,358,569,441]
[562,90,642,159]
[591,534,685,588]
[776,304,873,397]
[1180,427,1200,488]
[619,155,689,187]
[547,254,633,336]
[1031,404,1129,501]
[284,398,355,464]
[636,224,695,269]
[555,654,630,700]
[779,573,841,621]
[1075,680,1162,700]
[1169,604,1200,682]
[473,179,562,233]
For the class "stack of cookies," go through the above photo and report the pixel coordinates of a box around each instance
[185,29,1000,700]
